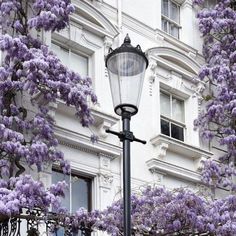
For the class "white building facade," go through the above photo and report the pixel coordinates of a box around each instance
[39,0,225,218]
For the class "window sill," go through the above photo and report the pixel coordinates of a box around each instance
[150,134,213,160]
[146,158,201,183]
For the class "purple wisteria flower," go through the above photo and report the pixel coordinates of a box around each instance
[0,0,96,217]
[194,0,236,190]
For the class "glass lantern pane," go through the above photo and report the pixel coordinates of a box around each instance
[160,92,171,118]
[172,96,184,122]
[107,52,146,114]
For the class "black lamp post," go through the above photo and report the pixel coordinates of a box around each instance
[105,34,148,236]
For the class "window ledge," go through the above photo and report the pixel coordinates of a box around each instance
[150,134,213,160]
[146,158,201,183]
[54,125,121,159]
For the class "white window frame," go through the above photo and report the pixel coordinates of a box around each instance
[52,168,92,214]
[161,0,181,39]
[160,90,185,141]
[51,41,91,78]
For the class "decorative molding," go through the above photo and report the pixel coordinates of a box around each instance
[155,32,165,44]
[150,134,213,160]
[170,71,183,90]
[99,173,114,189]
[146,158,201,183]
[149,169,164,183]
[192,82,206,109]
[182,82,197,94]
[91,106,119,138]
[53,25,102,52]
[182,0,193,8]
[194,155,208,171]
[98,154,113,189]
[72,0,119,39]
[148,58,157,96]
[92,0,103,7]
[153,57,197,90]
[147,47,200,75]
[80,33,101,50]
[151,142,169,159]
[100,1,201,57]
[99,155,111,170]
[54,126,121,159]
[59,139,98,155]
[187,51,197,59]
[104,36,113,56]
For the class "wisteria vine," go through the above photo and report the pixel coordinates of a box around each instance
[0,0,96,216]
[68,186,236,236]
[193,0,236,190]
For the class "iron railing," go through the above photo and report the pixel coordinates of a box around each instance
[0,208,92,236]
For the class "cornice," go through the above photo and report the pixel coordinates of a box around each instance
[150,134,213,160]
[54,126,121,159]
[71,0,119,38]
[147,47,200,75]
[146,158,201,183]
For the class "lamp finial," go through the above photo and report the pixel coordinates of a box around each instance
[124,34,131,44]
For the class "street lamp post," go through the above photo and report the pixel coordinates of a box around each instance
[105,34,148,236]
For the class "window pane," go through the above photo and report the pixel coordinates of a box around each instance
[170,24,179,38]
[162,18,168,33]
[171,123,184,141]
[162,0,169,16]
[72,177,91,213]
[52,171,91,213]
[172,97,184,122]
[170,2,179,23]
[51,43,69,67]
[70,52,88,77]
[160,92,171,117]
[52,171,70,211]
[161,119,170,136]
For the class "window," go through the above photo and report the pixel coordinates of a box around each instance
[161,0,180,38]
[52,170,92,235]
[52,169,92,213]
[160,91,185,141]
[51,43,88,77]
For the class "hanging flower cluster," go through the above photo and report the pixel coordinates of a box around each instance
[0,175,67,216]
[66,186,236,236]
[0,0,96,217]
[193,0,236,189]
